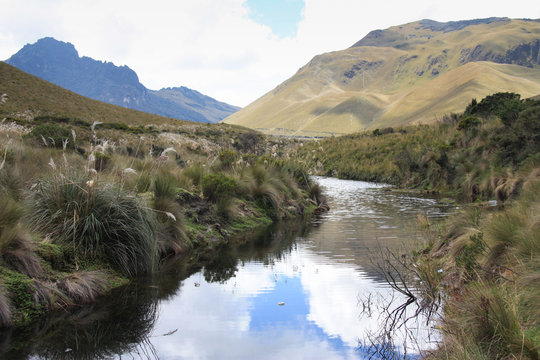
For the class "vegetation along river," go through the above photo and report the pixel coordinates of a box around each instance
[1,177,455,359]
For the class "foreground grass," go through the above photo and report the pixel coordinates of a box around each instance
[0,112,324,327]
[417,180,540,359]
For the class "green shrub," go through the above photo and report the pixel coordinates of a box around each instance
[201,173,238,202]
[218,150,237,169]
[25,124,74,149]
[27,176,158,276]
[457,116,481,131]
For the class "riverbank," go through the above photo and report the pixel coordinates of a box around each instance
[294,93,540,358]
[0,116,325,328]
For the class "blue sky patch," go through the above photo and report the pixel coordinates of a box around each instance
[245,0,305,38]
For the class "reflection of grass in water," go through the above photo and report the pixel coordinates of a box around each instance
[0,216,313,359]
[0,282,160,360]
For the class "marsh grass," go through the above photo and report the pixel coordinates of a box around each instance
[423,180,540,359]
[56,271,107,305]
[0,196,42,278]
[27,176,158,276]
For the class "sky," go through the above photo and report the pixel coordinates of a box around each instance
[0,0,539,107]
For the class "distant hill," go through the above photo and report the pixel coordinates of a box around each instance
[223,18,540,137]
[6,37,240,123]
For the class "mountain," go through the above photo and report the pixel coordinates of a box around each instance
[223,18,540,137]
[0,60,190,127]
[6,37,240,123]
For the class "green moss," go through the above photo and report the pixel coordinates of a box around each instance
[36,242,70,271]
[0,268,46,326]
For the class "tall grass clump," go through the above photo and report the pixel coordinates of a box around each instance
[246,165,284,218]
[27,175,158,276]
[151,170,188,256]
[428,180,540,359]
[0,195,42,278]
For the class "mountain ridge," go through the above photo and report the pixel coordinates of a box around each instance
[6,37,240,123]
[224,18,540,137]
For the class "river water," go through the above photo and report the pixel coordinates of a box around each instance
[1,177,454,359]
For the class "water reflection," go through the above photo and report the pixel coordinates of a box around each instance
[0,177,454,359]
[0,282,159,360]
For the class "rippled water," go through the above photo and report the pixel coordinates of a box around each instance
[2,178,454,359]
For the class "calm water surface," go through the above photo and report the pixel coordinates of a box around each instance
[2,177,454,359]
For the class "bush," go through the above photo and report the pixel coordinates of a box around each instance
[25,124,74,149]
[201,173,238,202]
[27,176,158,276]
[218,150,237,169]
[457,116,481,131]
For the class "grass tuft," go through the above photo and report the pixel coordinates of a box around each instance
[27,175,158,276]
[56,271,107,305]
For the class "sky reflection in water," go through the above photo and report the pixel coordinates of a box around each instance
[141,178,452,359]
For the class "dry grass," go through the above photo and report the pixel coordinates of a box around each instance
[0,196,43,278]
[0,285,11,327]
[56,272,107,305]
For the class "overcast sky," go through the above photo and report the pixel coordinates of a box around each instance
[1,0,539,107]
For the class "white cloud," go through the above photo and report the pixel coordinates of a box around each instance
[0,0,538,106]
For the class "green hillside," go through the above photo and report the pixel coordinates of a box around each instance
[224,18,540,137]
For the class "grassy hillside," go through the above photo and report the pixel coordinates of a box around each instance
[224,18,540,137]
[0,61,192,127]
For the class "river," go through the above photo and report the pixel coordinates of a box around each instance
[1,177,454,359]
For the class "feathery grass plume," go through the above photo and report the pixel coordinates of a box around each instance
[0,196,43,278]
[56,271,106,305]
[27,175,159,276]
[0,285,11,327]
[122,167,136,175]
[161,147,177,157]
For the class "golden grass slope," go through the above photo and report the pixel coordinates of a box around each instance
[224,18,540,137]
[0,61,191,127]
